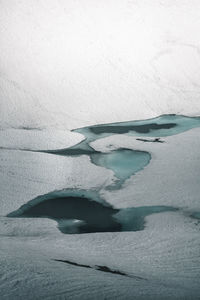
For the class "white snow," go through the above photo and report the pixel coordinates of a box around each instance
[0,212,199,299]
[1,0,200,299]
[1,0,200,130]
[0,127,200,299]
[0,128,83,151]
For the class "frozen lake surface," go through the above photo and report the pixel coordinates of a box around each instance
[8,114,200,235]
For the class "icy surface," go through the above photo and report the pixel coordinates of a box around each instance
[0,128,83,151]
[0,213,199,299]
[1,0,200,298]
[1,121,200,298]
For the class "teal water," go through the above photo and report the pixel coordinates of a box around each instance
[91,148,151,182]
[114,206,177,231]
[191,212,200,220]
[43,115,200,159]
[74,115,200,144]
[43,147,150,188]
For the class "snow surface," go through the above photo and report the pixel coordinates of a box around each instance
[1,0,200,130]
[0,127,200,299]
[0,129,83,151]
[92,128,200,211]
[1,0,200,299]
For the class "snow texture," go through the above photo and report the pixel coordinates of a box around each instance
[0,0,200,299]
[1,0,200,130]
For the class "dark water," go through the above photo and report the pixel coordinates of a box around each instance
[42,145,96,157]
[8,190,177,234]
[89,122,176,135]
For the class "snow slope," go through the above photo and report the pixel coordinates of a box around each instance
[1,1,200,299]
[0,212,199,300]
[1,0,200,130]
